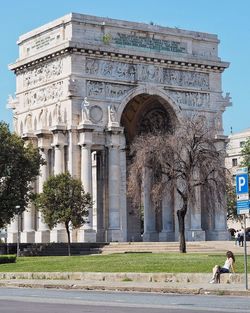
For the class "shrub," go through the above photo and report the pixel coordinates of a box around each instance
[0,255,16,264]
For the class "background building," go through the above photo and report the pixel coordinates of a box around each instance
[7,13,231,244]
[225,128,250,232]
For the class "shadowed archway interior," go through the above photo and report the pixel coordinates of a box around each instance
[121,94,176,241]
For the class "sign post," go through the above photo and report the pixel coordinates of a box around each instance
[236,167,249,290]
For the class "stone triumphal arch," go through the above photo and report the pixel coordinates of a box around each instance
[7,13,231,243]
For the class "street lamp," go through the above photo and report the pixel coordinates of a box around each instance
[15,206,21,257]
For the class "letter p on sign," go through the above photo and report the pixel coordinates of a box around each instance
[236,173,249,194]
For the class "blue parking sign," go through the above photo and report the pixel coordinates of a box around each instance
[236,173,249,194]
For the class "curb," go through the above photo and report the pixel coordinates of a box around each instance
[1,280,250,297]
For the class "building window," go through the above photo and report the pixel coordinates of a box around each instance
[232,158,238,167]
[240,141,245,148]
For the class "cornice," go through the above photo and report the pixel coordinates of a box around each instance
[9,44,229,75]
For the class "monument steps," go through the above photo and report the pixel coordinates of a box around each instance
[100,241,244,254]
[1,241,245,256]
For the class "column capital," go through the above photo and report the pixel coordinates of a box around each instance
[51,130,67,147]
[49,125,67,133]
[77,123,95,132]
[107,125,124,134]
[36,132,52,149]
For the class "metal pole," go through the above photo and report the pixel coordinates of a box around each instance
[243,214,248,290]
[16,213,20,257]
[15,205,21,257]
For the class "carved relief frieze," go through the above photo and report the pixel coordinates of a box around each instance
[86,58,136,81]
[23,58,63,89]
[163,69,209,89]
[87,80,133,100]
[137,64,163,82]
[24,81,64,107]
[85,58,209,90]
[167,90,210,108]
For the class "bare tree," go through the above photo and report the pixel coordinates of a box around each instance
[128,116,226,253]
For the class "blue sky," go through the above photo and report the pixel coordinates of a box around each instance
[1,0,249,135]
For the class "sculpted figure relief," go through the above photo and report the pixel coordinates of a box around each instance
[25,112,32,133]
[108,104,118,126]
[81,97,91,123]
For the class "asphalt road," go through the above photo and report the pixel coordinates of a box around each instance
[0,287,250,313]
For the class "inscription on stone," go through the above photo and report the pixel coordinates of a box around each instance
[114,33,187,53]
[87,80,133,100]
[24,29,62,56]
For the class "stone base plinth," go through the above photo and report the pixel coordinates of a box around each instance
[206,230,230,241]
[7,232,17,243]
[159,231,175,242]
[21,231,35,243]
[77,229,97,242]
[186,229,206,241]
[35,230,50,243]
[50,229,68,243]
[107,229,124,242]
[143,231,158,242]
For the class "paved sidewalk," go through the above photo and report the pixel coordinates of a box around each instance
[0,275,249,296]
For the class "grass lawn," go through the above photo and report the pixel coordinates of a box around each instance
[0,253,248,273]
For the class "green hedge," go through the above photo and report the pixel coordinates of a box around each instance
[0,255,16,264]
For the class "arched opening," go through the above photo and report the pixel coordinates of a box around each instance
[121,93,177,241]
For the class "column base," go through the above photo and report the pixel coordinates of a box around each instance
[35,230,50,243]
[206,230,230,241]
[107,229,124,242]
[21,231,35,243]
[50,229,68,243]
[77,229,97,242]
[7,232,17,243]
[143,231,159,242]
[186,230,206,241]
[159,231,175,242]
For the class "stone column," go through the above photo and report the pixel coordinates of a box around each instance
[120,135,127,242]
[21,202,35,243]
[20,134,37,243]
[7,217,18,243]
[143,167,158,241]
[49,126,68,242]
[107,127,124,242]
[77,124,96,242]
[96,150,105,242]
[35,132,52,243]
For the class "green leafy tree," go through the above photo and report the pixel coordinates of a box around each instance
[35,172,91,256]
[241,138,250,169]
[0,122,44,228]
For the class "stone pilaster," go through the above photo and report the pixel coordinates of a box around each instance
[211,136,230,240]
[159,187,174,241]
[142,167,158,241]
[187,169,205,241]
